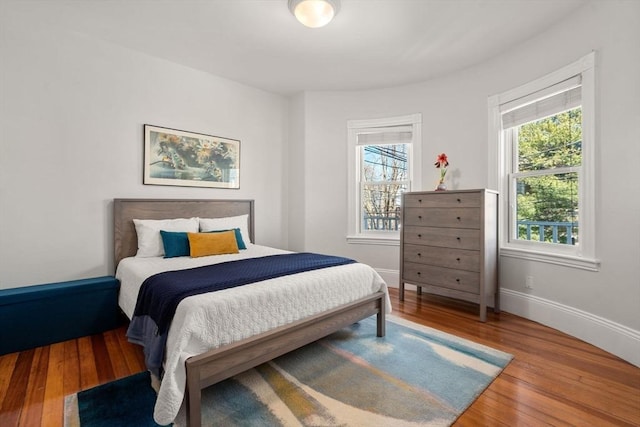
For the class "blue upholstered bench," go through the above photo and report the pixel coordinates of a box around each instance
[0,276,122,355]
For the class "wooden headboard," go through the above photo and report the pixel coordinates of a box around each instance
[113,199,255,268]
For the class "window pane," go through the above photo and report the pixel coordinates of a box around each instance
[517,108,582,172]
[515,173,579,245]
[362,183,407,231]
[362,144,408,182]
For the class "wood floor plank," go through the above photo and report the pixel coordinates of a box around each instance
[0,351,19,416]
[505,355,640,424]
[494,373,636,427]
[18,346,48,427]
[1,288,638,427]
[62,341,80,397]
[464,384,575,426]
[458,391,548,427]
[103,329,131,379]
[77,336,99,391]
[0,349,34,427]
[90,335,114,384]
[115,326,145,374]
[41,342,65,427]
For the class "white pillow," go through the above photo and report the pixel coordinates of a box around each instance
[133,217,199,257]
[199,214,251,244]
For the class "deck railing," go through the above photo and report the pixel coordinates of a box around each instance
[363,214,400,231]
[517,220,577,245]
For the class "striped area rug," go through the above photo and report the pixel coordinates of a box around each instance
[65,315,512,426]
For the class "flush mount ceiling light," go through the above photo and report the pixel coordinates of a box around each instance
[288,0,341,28]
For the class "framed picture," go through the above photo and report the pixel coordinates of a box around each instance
[144,125,240,189]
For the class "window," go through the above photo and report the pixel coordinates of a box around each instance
[347,114,422,245]
[488,53,598,270]
[507,83,582,246]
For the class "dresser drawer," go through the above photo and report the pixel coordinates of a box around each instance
[403,244,480,272]
[403,192,481,208]
[403,226,480,250]
[403,207,480,229]
[403,262,480,294]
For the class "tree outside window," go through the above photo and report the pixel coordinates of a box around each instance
[361,144,408,231]
[512,108,582,245]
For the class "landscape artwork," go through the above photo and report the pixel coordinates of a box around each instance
[144,125,240,189]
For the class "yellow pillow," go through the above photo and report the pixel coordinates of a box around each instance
[187,231,239,257]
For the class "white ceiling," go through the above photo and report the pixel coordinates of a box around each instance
[13,0,588,95]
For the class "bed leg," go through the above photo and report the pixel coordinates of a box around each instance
[185,366,202,427]
[376,298,386,337]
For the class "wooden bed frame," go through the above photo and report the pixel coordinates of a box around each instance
[113,198,386,427]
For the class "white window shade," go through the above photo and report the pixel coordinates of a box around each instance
[356,128,413,145]
[501,76,582,129]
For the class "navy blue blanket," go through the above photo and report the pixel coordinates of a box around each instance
[127,252,356,375]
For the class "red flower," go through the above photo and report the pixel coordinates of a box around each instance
[434,153,449,168]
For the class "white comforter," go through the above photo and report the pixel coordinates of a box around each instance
[116,244,391,425]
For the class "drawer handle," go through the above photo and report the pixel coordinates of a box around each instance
[418,215,422,219]
[418,199,422,203]
[456,278,460,282]
[457,198,461,203]
[417,271,422,276]
[417,253,422,257]
[456,257,461,262]
[456,237,461,241]
[456,216,461,221]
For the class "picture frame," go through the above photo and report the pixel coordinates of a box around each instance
[143,124,240,189]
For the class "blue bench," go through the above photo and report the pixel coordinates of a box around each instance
[0,276,122,355]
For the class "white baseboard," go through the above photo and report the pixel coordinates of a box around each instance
[501,289,640,368]
[375,269,400,289]
[375,268,640,367]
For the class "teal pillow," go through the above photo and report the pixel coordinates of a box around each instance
[207,228,247,250]
[160,230,190,258]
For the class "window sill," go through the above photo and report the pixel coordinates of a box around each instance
[500,246,600,271]
[346,235,400,246]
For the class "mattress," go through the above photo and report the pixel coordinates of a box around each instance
[115,244,391,425]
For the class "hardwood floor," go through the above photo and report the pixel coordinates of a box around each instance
[1,288,639,426]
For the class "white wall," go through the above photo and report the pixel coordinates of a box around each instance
[289,1,640,365]
[0,5,288,288]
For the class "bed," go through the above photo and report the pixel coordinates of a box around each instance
[113,198,390,427]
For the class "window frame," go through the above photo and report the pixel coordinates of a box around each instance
[347,113,422,246]
[488,52,599,271]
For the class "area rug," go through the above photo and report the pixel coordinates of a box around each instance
[64,315,512,426]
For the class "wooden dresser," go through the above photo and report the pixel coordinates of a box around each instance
[399,189,499,321]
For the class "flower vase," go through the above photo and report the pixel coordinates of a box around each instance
[436,182,447,191]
